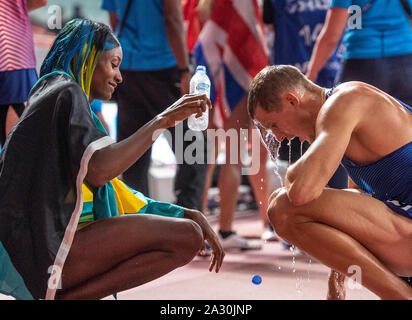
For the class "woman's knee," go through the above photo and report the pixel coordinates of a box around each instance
[172,219,204,266]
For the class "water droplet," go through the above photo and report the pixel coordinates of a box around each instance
[296,277,303,294]
[277,266,281,270]
[254,122,283,187]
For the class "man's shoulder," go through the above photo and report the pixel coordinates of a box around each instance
[333,81,371,97]
[318,81,372,126]
[328,81,377,110]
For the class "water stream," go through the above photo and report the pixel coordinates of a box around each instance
[254,122,309,297]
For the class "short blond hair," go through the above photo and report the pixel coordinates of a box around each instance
[247,65,312,118]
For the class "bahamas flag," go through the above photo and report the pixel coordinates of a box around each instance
[193,0,269,127]
[0,71,184,300]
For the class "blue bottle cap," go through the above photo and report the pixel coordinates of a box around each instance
[196,65,206,73]
[252,274,262,285]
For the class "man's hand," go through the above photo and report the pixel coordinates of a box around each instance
[184,209,225,273]
[327,269,346,300]
[158,93,212,128]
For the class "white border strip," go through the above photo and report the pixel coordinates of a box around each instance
[45,135,115,300]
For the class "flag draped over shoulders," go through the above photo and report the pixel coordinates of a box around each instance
[193,0,269,127]
[0,72,114,299]
[0,71,186,300]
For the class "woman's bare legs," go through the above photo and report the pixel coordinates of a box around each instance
[247,139,269,227]
[56,214,204,300]
[269,188,412,299]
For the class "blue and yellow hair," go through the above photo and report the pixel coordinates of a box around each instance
[40,19,120,97]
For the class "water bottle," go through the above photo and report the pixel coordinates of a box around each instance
[188,65,210,131]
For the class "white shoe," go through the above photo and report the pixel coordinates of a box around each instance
[261,226,281,242]
[219,232,262,251]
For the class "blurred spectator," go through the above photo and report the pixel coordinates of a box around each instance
[262,0,348,246]
[192,0,270,250]
[72,4,84,20]
[307,0,412,105]
[0,0,47,147]
[102,0,207,212]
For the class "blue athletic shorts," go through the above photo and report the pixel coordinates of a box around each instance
[384,199,412,220]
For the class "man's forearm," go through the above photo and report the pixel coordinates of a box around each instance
[164,2,189,69]
[307,8,348,81]
[307,34,339,81]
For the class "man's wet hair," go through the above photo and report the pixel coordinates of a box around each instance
[247,65,312,118]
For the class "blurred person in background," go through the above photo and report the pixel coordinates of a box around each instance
[191,0,271,250]
[0,0,48,148]
[102,0,208,212]
[307,0,412,105]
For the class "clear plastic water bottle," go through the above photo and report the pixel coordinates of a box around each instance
[188,65,210,131]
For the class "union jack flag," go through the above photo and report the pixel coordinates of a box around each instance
[190,0,269,127]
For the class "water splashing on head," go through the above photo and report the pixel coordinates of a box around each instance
[253,120,284,189]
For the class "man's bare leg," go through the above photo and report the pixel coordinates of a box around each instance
[202,164,215,212]
[247,141,270,227]
[217,97,248,231]
[269,188,412,299]
[56,214,203,300]
[218,96,270,231]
